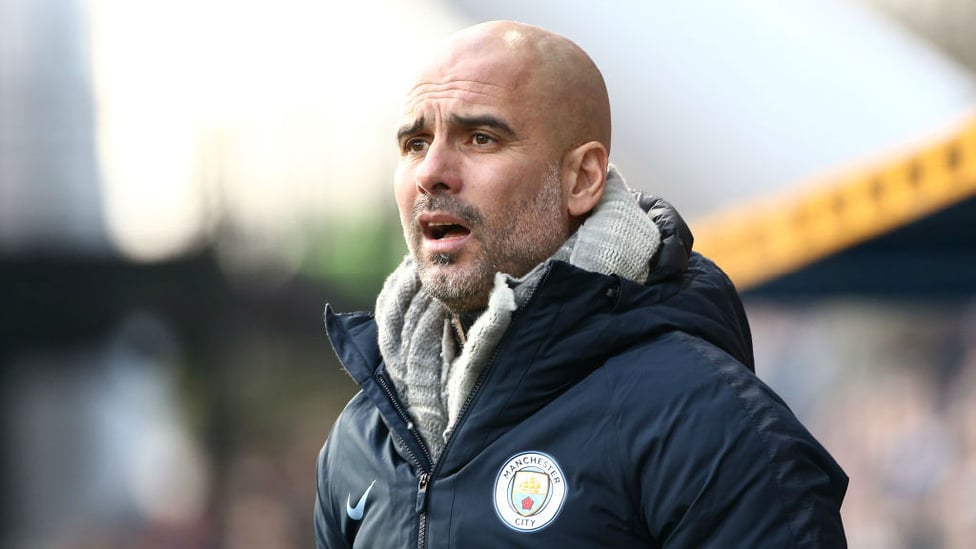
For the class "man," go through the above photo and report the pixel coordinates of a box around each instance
[315,20,848,548]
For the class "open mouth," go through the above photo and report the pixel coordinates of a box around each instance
[425,221,471,240]
[419,212,473,241]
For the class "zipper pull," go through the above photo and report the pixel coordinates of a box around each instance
[415,472,431,513]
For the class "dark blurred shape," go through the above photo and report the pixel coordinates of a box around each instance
[745,195,976,299]
[0,249,360,547]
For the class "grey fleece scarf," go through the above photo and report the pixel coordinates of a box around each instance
[375,165,662,461]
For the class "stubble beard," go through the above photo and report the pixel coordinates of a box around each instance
[411,163,567,312]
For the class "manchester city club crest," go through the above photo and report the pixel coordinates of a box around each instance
[493,451,567,532]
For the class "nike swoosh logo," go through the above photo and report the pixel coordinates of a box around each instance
[346,480,376,521]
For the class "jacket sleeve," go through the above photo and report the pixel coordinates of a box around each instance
[314,431,352,549]
[625,340,848,547]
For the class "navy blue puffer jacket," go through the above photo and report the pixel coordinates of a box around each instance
[315,201,848,548]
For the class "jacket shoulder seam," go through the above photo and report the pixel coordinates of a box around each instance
[678,333,805,544]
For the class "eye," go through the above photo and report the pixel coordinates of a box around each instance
[472,132,494,146]
[404,138,429,154]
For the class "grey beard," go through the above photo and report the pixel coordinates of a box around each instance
[413,161,563,311]
[420,257,496,311]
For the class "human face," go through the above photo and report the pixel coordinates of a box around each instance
[394,51,571,311]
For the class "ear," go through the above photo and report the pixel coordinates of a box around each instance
[563,141,609,217]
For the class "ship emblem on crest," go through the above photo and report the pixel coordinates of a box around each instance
[511,470,550,516]
[494,451,567,532]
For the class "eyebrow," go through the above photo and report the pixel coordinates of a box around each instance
[396,114,517,142]
[449,114,516,138]
[397,117,426,143]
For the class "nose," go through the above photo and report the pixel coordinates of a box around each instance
[415,139,461,196]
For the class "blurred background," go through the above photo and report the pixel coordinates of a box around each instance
[1,0,975,547]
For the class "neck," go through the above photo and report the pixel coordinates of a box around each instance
[451,309,484,347]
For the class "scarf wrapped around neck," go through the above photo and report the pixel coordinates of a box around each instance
[375,165,663,461]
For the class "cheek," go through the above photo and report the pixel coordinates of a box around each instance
[393,165,416,222]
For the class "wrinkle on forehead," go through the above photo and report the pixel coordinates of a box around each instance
[401,81,514,123]
[407,79,509,100]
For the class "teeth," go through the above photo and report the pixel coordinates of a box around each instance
[423,220,469,240]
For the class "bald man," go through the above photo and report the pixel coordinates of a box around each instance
[315,21,847,548]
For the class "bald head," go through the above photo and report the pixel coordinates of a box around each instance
[394,21,614,310]
[411,21,612,155]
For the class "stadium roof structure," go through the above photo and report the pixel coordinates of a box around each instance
[694,113,976,298]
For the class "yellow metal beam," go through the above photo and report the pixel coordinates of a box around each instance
[692,113,976,291]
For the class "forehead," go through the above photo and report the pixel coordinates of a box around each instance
[400,48,537,120]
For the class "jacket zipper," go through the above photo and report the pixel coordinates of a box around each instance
[377,267,550,548]
[433,270,549,471]
[376,372,434,548]
[400,332,515,547]
[416,472,431,548]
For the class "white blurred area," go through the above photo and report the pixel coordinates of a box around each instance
[2,0,972,263]
[85,0,467,263]
[0,0,976,264]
